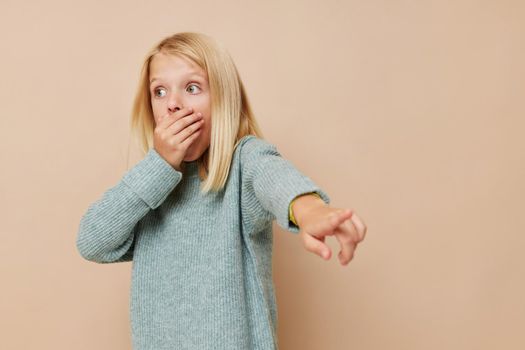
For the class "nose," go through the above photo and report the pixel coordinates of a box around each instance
[167,96,184,114]
[169,105,182,113]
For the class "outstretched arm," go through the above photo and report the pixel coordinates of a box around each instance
[239,135,331,234]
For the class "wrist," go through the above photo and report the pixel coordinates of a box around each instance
[172,162,182,172]
[291,192,325,227]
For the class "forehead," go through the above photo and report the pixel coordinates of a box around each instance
[149,53,207,81]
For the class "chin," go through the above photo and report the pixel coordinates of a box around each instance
[183,148,201,162]
[184,140,210,162]
[183,154,198,162]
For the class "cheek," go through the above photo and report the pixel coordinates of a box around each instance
[150,102,159,119]
[203,117,212,137]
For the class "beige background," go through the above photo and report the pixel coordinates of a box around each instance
[1,0,524,349]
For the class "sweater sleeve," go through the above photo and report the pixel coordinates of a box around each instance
[240,136,331,234]
[76,148,183,263]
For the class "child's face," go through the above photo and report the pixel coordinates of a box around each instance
[149,52,211,162]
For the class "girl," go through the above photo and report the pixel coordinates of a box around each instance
[76,32,367,350]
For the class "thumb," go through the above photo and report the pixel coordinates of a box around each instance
[302,232,331,260]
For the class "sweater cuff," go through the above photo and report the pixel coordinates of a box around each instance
[122,148,182,209]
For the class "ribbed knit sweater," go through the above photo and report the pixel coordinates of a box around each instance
[76,134,330,350]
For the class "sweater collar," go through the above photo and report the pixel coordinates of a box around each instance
[182,160,199,177]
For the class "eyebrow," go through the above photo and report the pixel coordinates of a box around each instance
[149,72,205,84]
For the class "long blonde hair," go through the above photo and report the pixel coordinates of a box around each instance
[127,32,264,194]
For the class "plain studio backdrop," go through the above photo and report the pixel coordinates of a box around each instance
[0,1,524,349]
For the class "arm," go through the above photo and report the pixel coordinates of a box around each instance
[240,136,330,234]
[76,148,182,263]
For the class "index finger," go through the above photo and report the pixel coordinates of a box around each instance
[350,213,367,242]
[157,107,192,129]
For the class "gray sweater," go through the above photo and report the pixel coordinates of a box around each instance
[76,134,330,350]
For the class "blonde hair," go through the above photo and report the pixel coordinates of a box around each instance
[127,32,264,194]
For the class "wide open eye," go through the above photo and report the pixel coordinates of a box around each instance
[153,87,167,98]
[187,84,201,94]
